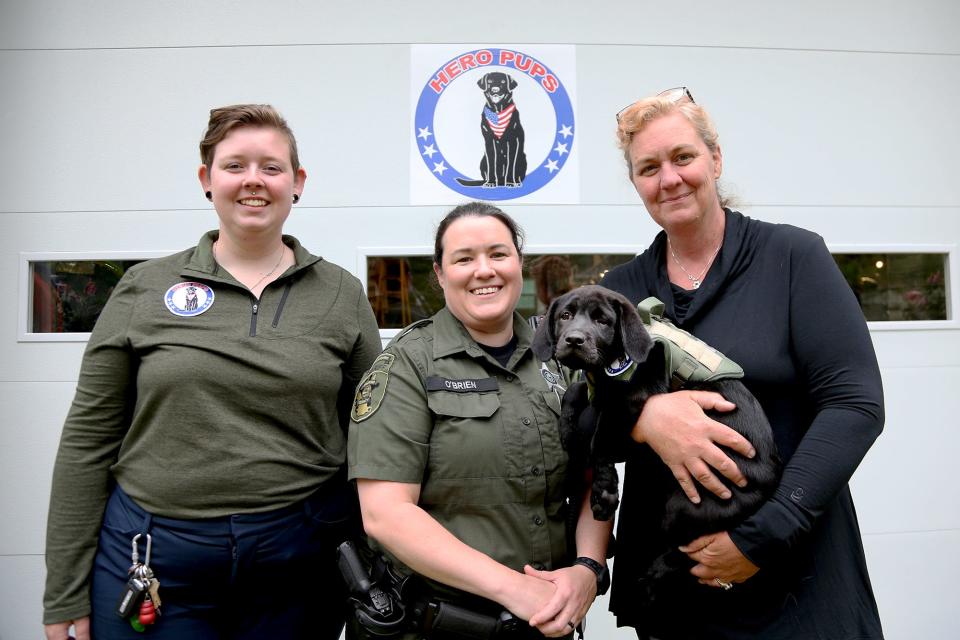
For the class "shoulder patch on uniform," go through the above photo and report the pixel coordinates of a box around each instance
[351,353,395,422]
[369,352,395,373]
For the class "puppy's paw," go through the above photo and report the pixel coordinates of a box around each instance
[590,463,620,519]
[590,487,619,521]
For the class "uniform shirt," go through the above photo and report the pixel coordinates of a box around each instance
[44,231,382,624]
[348,307,570,596]
[602,210,884,639]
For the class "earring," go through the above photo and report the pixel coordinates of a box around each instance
[205,191,212,201]
[293,194,300,204]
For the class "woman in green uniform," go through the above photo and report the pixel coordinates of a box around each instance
[348,202,612,639]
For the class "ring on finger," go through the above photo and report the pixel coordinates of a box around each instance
[566,620,576,631]
[714,578,733,590]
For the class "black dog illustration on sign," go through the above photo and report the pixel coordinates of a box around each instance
[456,72,527,188]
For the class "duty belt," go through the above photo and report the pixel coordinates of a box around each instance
[338,540,533,639]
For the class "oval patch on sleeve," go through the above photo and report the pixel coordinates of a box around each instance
[351,353,395,422]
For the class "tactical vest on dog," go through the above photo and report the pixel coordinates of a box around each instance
[586,297,744,395]
[638,296,743,389]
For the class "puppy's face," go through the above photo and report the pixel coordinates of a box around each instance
[554,296,618,369]
[532,285,653,372]
[478,72,517,105]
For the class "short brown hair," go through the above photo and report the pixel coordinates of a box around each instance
[199,104,301,173]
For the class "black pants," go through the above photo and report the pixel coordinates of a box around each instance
[91,483,357,639]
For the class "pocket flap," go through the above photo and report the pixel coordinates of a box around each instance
[542,390,562,416]
[427,390,501,418]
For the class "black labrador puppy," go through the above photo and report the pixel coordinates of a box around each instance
[456,71,527,188]
[532,285,781,594]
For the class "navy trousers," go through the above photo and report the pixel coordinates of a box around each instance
[90,482,358,639]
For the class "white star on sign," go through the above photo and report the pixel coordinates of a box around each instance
[544,159,560,173]
[553,142,569,156]
[432,161,448,175]
[418,127,433,141]
[558,124,573,139]
[422,144,437,158]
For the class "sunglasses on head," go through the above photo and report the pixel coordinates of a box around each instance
[616,86,695,123]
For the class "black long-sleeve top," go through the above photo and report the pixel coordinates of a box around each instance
[602,210,885,639]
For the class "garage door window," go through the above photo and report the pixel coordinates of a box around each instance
[833,252,948,322]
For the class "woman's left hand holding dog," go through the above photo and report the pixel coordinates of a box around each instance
[524,564,597,637]
[631,390,755,503]
[681,531,759,588]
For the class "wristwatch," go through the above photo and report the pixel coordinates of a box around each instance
[573,556,610,596]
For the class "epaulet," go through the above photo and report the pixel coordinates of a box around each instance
[387,318,433,348]
[636,296,744,388]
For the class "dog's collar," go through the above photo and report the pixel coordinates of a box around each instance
[604,355,634,377]
[584,357,637,402]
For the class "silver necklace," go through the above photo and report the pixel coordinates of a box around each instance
[214,241,286,291]
[668,238,722,289]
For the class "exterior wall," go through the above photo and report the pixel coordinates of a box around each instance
[2,2,957,637]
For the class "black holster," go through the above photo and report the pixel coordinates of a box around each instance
[338,540,409,637]
[416,600,520,639]
[339,539,523,639]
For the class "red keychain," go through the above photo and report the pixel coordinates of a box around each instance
[138,597,157,625]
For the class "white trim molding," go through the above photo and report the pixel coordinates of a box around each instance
[18,251,174,342]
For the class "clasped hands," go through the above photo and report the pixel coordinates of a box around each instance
[513,563,597,637]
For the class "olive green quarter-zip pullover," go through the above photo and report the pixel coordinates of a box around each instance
[44,231,381,623]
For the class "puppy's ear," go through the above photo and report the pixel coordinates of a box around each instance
[616,294,653,364]
[532,295,563,362]
[508,74,518,90]
[477,74,488,89]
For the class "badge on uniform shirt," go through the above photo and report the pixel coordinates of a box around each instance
[164,282,214,317]
[540,362,566,405]
[351,353,395,422]
[540,363,565,393]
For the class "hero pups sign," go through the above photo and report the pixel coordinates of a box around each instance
[427,49,559,95]
[414,45,575,201]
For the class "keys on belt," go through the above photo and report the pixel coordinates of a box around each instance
[115,533,161,632]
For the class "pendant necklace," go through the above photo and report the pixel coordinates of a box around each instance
[668,238,722,289]
[214,241,286,291]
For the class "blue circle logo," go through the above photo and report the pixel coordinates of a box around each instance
[414,48,574,200]
[165,282,214,317]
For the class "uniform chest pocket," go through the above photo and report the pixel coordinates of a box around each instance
[426,390,501,418]
[425,388,504,479]
[543,390,562,416]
